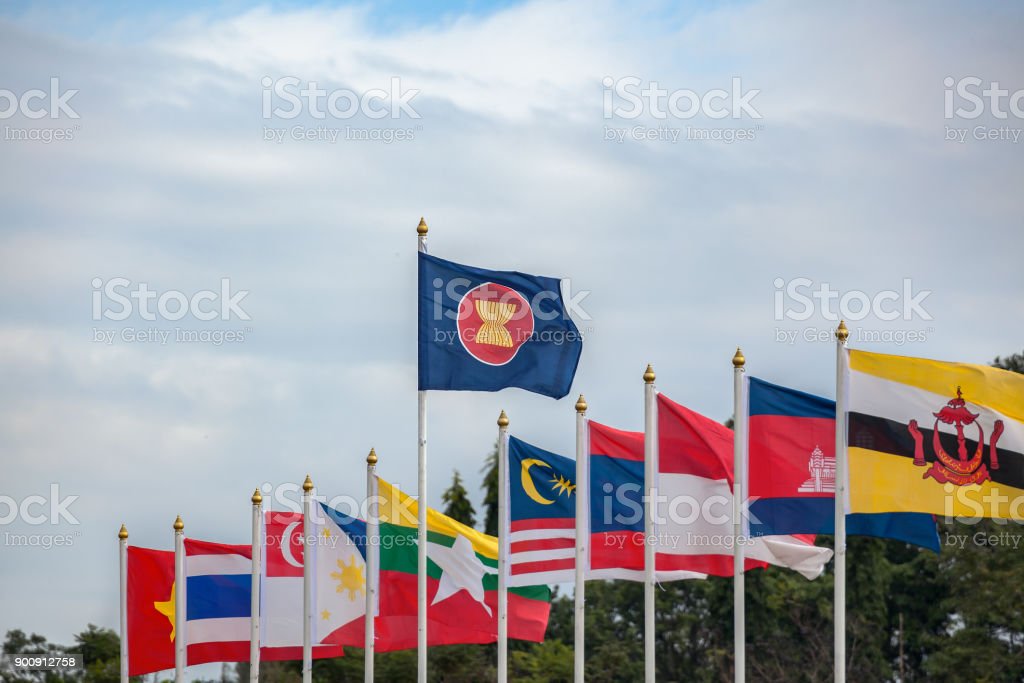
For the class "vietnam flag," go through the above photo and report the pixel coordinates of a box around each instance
[127,546,175,677]
[324,478,551,650]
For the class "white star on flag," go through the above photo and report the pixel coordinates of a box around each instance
[427,533,495,616]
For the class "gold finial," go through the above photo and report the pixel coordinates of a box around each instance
[643,364,656,384]
[367,448,378,466]
[252,488,263,505]
[836,320,849,342]
[732,347,745,368]
[118,524,128,540]
[173,515,184,532]
[303,475,314,493]
[575,394,588,414]
[497,410,509,428]
[416,217,429,236]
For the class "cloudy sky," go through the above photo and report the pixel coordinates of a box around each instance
[0,0,1022,659]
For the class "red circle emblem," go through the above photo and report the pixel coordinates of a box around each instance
[457,282,534,365]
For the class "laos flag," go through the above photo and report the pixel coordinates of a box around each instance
[747,377,940,552]
[418,252,583,399]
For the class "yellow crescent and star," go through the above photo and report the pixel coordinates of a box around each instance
[520,458,576,505]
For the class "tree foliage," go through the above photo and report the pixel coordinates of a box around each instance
[441,470,476,528]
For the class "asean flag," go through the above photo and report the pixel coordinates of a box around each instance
[418,252,582,399]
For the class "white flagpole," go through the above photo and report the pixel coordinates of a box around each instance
[834,321,849,683]
[365,449,378,683]
[643,364,657,683]
[416,217,429,683]
[173,515,186,683]
[497,410,510,683]
[250,489,262,683]
[574,395,588,683]
[732,348,746,683]
[119,524,128,683]
[302,475,314,683]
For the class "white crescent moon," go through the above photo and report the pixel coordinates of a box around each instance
[281,521,303,568]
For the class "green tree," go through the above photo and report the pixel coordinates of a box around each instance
[481,441,499,536]
[441,470,476,528]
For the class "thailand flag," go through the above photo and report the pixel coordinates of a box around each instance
[185,537,344,663]
[656,393,834,579]
[588,421,705,582]
[184,539,254,664]
[507,436,577,586]
[747,377,940,551]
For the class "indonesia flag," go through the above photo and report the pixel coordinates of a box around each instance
[588,421,705,582]
[655,393,834,580]
[507,436,577,586]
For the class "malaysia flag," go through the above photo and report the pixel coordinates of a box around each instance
[507,436,578,586]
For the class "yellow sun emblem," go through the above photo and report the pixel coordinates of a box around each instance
[549,474,576,497]
[330,555,366,601]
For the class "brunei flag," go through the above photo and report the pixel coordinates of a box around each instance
[326,478,551,650]
[847,349,1024,520]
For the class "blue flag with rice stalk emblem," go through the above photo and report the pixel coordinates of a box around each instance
[418,252,583,399]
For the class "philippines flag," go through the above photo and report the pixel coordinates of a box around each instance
[656,393,834,579]
[418,252,583,399]
[746,377,940,551]
[507,436,577,586]
[588,421,705,582]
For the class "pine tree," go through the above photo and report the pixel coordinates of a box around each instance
[481,440,499,536]
[442,470,476,528]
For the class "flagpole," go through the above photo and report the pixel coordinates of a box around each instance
[834,321,849,683]
[173,515,186,683]
[574,395,588,683]
[302,475,314,683]
[416,217,429,683]
[250,489,262,683]
[497,410,510,683]
[642,364,657,683]
[365,449,378,683]
[732,348,746,683]
[119,524,128,683]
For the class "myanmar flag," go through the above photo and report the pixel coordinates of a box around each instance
[847,349,1024,520]
[326,478,551,650]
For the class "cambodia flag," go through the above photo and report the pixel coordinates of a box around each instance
[747,377,939,552]
[418,252,582,399]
